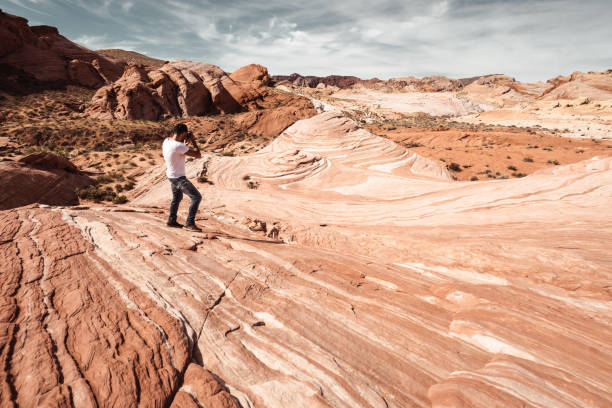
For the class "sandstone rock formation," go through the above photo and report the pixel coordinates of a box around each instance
[0,9,125,92]
[0,152,93,209]
[460,74,550,107]
[456,70,612,138]
[86,61,275,120]
[540,70,612,101]
[1,112,611,407]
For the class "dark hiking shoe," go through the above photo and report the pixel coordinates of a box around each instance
[184,223,202,232]
[167,220,183,228]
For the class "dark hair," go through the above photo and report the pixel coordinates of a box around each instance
[173,123,188,135]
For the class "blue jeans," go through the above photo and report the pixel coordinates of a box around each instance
[168,176,202,225]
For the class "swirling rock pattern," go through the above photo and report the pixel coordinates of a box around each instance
[1,112,611,407]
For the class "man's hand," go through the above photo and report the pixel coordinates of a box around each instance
[185,133,202,158]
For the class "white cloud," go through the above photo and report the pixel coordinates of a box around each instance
[3,0,611,81]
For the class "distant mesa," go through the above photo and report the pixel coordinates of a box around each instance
[273,72,465,92]
[273,70,612,103]
[272,73,379,89]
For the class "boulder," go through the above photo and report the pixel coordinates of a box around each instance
[230,63,270,84]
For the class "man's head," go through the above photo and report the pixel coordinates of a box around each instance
[173,123,189,142]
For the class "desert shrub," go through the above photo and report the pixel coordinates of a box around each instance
[470,176,478,181]
[222,151,235,157]
[507,165,517,171]
[93,142,109,152]
[123,181,135,190]
[112,195,128,204]
[76,186,116,202]
[523,157,534,163]
[447,162,462,172]
[95,172,124,184]
[512,172,527,178]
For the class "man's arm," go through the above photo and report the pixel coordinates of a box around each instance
[185,135,202,158]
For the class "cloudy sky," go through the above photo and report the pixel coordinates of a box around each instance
[4,0,611,81]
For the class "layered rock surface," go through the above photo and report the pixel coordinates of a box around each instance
[2,113,611,407]
[0,9,125,91]
[0,152,93,210]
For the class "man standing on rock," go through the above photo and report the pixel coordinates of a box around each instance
[163,123,203,232]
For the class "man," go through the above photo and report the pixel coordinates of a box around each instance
[162,123,203,232]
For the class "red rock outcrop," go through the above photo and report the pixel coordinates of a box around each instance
[0,9,125,91]
[230,63,270,85]
[87,61,283,120]
[0,153,93,210]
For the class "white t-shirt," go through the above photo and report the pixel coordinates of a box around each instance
[162,138,190,178]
